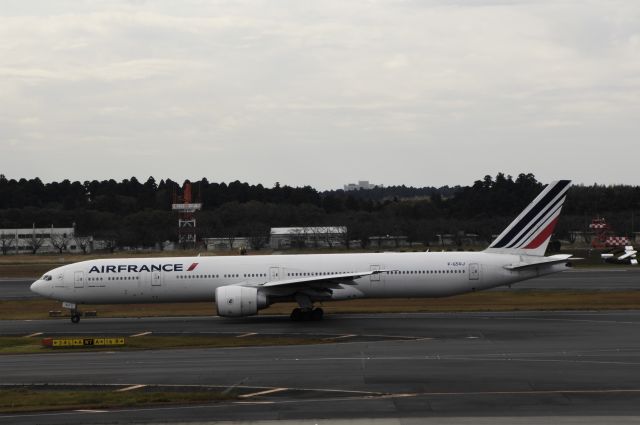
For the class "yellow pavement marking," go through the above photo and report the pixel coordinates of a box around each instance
[238,387,288,398]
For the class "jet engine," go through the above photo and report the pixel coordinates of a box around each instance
[215,285,269,317]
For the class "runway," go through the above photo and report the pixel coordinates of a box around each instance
[0,278,39,299]
[509,267,640,290]
[2,311,640,423]
[2,268,639,301]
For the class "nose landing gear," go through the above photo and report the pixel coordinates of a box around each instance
[62,301,82,324]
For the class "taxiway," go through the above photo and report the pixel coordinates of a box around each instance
[1,310,640,424]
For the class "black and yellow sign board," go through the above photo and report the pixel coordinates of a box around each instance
[42,337,125,348]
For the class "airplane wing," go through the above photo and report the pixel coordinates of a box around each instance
[257,270,389,288]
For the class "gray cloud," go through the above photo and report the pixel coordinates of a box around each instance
[1,0,639,188]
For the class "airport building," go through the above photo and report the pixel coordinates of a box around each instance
[369,235,410,248]
[343,180,383,191]
[0,226,90,254]
[270,227,347,249]
[203,237,251,251]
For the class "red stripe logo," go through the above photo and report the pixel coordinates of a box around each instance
[187,263,199,271]
[524,217,559,249]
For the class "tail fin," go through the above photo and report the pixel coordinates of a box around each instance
[484,180,571,257]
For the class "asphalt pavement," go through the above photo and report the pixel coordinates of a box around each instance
[1,267,639,423]
[1,310,640,424]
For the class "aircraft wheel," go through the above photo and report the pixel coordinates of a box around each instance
[290,308,302,321]
[311,308,324,321]
[70,314,81,324]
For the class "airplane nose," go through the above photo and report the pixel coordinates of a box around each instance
[30,280,44,296]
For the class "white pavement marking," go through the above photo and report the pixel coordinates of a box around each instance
[74,409,108,413]
[236,332,257,338]
[115,384,147,392]
[24,332,43,338]
[238,387,288,398]
[322,334,356,341]
[233,401,275,405]
[130,331,152,337]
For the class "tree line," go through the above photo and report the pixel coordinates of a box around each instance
[0,173,638,251]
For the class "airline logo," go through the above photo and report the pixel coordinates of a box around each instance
[88,263,200,274]
[88,264,184,273]
[489,180,571,250]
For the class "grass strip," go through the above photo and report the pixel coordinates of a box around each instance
[2,290,640,321]
[321,290,640,313]
[0,337,41,354]
[0,388,231,414]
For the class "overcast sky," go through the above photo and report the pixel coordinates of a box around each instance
[1,0,638,189]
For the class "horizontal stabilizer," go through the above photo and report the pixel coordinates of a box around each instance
[503,254,575,271]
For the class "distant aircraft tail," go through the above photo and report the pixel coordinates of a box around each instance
[484,180,571,257]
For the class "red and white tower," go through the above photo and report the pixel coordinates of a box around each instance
[172,182,202,249]
[589,217,630,248]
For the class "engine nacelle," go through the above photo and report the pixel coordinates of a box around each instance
[215,285,269,317]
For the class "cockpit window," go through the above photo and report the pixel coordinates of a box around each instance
[42,275,52,281]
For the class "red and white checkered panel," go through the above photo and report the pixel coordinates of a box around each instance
[590,223,608,229]
[606,237,630,247]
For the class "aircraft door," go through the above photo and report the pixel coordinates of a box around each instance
[149,271,164,301]
[151,271,162,286]
[369,265,385,294]
[269,267,281,281]
[370,265,381,282]
[74,271,84,288]
[469,263,480,280]
[139,272,151,300]
[369,265,385,292]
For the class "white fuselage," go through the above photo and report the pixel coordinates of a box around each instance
[31,252,568,305]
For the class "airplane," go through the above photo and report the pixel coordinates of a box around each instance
[601,246,638,265]
[31,180,573,323]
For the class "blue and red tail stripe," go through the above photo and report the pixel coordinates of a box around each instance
[486,180,571,256]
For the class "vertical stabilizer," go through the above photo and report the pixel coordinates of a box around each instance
[484,180,571,257]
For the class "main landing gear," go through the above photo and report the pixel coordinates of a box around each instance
[290,293,324,321]
[290,307,324,322]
